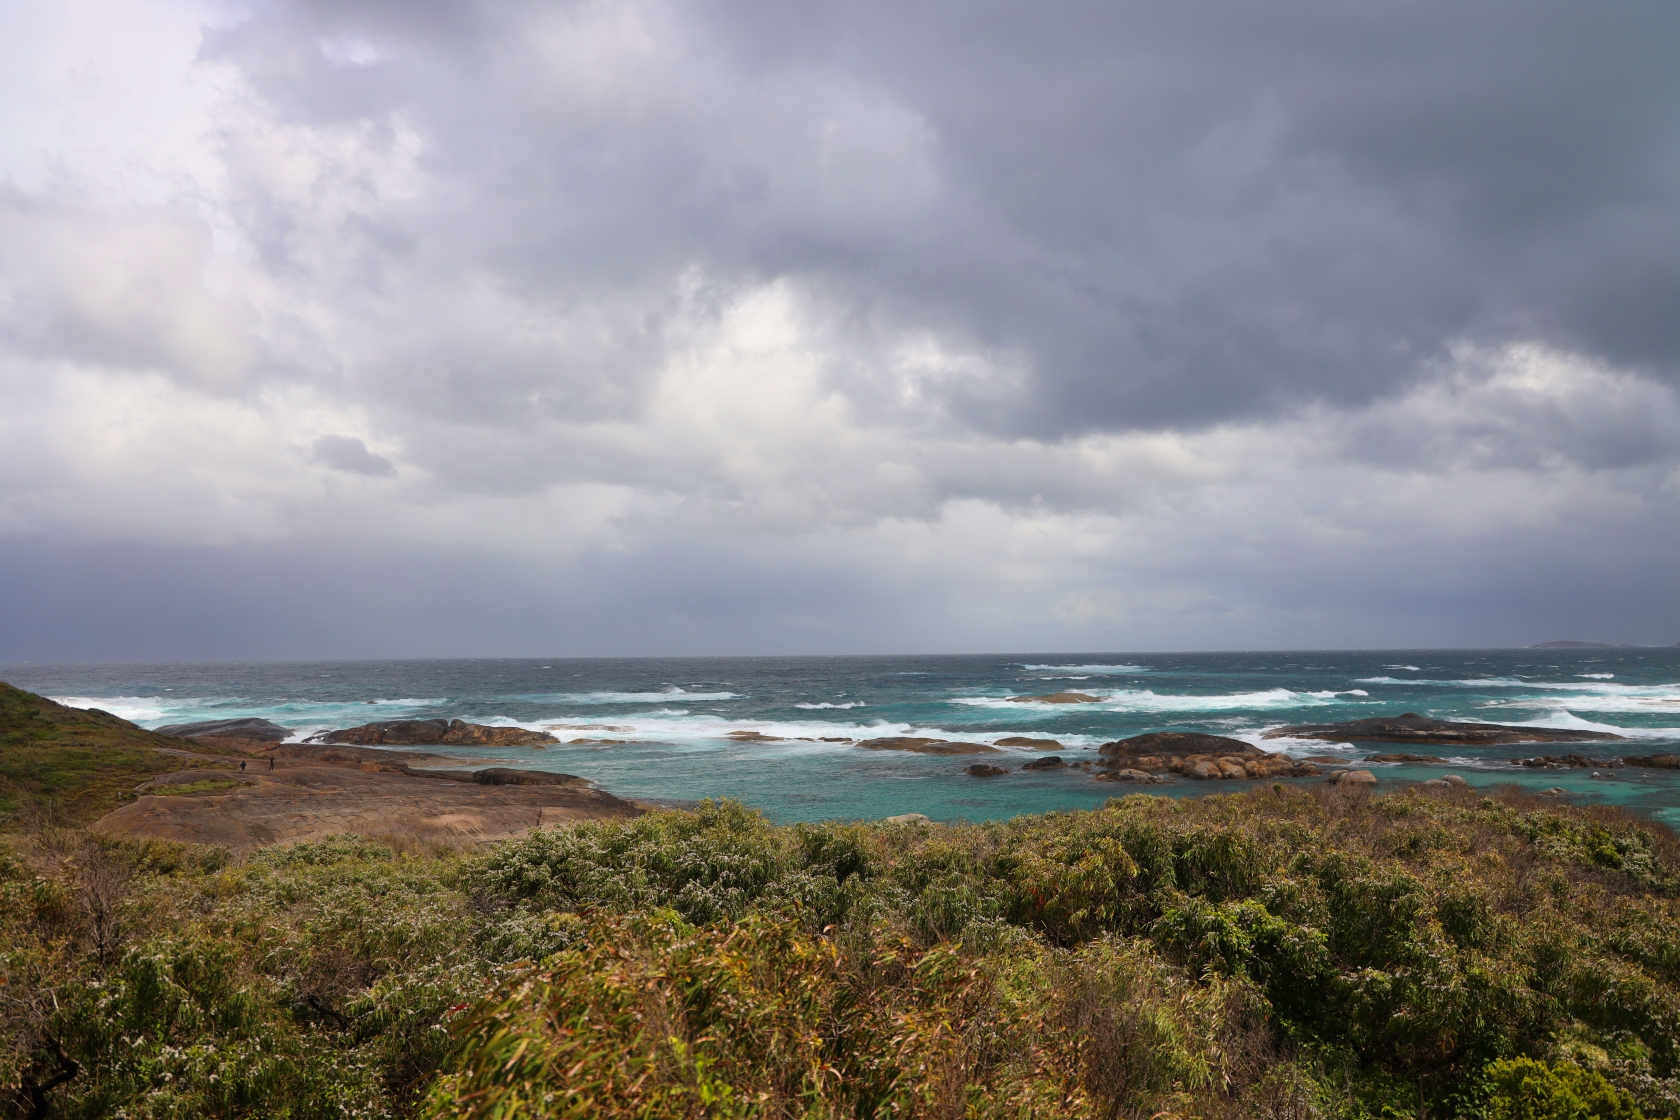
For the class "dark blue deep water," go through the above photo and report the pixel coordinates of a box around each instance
[6,649,1679,828]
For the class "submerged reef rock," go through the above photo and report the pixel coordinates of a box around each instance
[726,730,786,742]
[1267,714,1622,746]
[1365,753,1449,764]
[858,737,999,755]
[308,719,558,747]
[1096,731,1320,781]
[157,717,292,743]
[1007,692,1104,704]
[965,763,1010,777]
[995,736,1064,749]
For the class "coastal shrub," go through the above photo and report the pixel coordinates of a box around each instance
[7,786,1680,1118]
[1483,1057,1644,1120]
[469,798,794,925]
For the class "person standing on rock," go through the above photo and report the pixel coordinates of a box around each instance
[240,761,247,773]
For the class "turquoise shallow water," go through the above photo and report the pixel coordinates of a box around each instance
[5,649,1679,828]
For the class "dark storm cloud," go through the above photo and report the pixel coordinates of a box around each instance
[4,0,1680,661]
[200,0,1680,436]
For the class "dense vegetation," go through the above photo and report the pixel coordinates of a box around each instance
[4,782,1678,1118]
[0,681,224,830]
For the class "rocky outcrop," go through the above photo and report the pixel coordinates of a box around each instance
[859,737,999,755]
[1094,768,1170,784]
[1101,732,1253,758]
[1509,754,1624,769]
[1365,753,1448,764]
[91,754,640,851]
[1625,754,1680,770]
[270,743,448,770]
[157,717,293,743]
[1021,756,1066,771]
[965,763,1010,777]
[412,767,591,787]
[1266,714,1622,746]
[1420,775,1469,789]
[996,736,1064,749]
[1008,692,1104,704]
[1329,770,1378,786]
[1096,731,1320,781]
[308,719,558,747]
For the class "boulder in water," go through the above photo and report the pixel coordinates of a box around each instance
[1020,756,1065,770]
[859,737,999,755]
[996,736,1064,749]
[1101,732,1256,757]
[1094,768,1168,784]
[1007,692,1103,704]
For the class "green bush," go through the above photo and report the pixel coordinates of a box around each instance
[1485,1057,1644,1120]
[6,785,1680,1118]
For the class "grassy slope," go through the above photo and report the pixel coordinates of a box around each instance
[0,680,223,828]
[3,787,1678,1119]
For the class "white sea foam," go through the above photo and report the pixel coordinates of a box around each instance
[1233,730,1358,755]
[1346,689,1369,697]
[548,688,740,704]
[50,693,455,739]
[52,695,211,723]
[1350,675,1680,716]
[1020,663,1148,674]
[417,708,1111,755]
[1383,665,1421,671]
[1578,673,1615,679]
[1355,676,1527,686]
[1356,676,1678,697]
[1472,711,1680,739]
[795,701,866,709]
[949,687,1361,715]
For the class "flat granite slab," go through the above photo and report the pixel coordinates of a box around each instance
[1265,713,1622,746]
[91,753,642,851]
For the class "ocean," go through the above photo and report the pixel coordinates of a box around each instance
[6,649,1679,829]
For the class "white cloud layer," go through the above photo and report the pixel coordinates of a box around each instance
[1,0,1678,657]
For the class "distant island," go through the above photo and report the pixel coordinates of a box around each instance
[1529,639,1680,648]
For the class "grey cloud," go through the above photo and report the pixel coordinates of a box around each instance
[196,0,1680,439]
[5,0,1680,659]
[312,434,395,475]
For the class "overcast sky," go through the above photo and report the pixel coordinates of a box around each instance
[3,0,1679,660]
